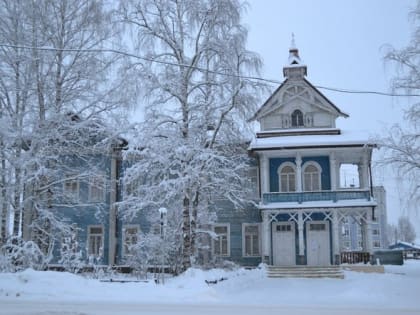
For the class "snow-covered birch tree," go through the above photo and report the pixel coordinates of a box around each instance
[382,1,420,208]
[119,0,264,270]
[0,0,130,265]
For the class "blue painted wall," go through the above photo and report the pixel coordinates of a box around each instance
[269,156,331,192]
[214,199,261,266]
[50,154,113,265]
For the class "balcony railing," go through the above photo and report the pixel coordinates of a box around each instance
[262,190,371,204]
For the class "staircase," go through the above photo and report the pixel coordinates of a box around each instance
[266,265,344,279]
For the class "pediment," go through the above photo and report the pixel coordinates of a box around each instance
[250,78,348,122]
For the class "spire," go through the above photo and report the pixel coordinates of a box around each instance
[288,33,301,65]
[283,34,307,79]
[290,32,296,49]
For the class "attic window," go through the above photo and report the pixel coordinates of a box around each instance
[291,110,304,127]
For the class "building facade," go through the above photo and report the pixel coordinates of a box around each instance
[24,43,388,269]
[243,43,379,266]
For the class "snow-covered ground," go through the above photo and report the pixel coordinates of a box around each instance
[0,261,419,315]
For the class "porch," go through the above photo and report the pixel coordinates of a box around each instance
[262,189,371,204]
[260,207,375,266]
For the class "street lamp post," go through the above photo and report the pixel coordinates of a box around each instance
[157,207,167,284]
[158,207,167,238]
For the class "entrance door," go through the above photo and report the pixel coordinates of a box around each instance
[272,222,296,266]
[306,221,330,266]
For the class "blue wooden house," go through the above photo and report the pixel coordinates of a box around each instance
[24,43,386,269]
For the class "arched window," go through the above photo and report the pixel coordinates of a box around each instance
[291,109,304,127]
[278,164,296,192]
[303,163,321,191]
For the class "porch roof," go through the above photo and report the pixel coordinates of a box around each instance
[248,129,376,151]
[258,198,377,210]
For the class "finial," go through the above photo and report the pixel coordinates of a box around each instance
[290,33,296,49]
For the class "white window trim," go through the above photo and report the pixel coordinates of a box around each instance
[242,223,261,257]
[88,174,107,202]
[277,161,297,192]
[87,225,104,258]
[301,161,322,191]
[213,223,230,257]
[122,224,140,257]
[63,176,80,202]
[291,108,304,127]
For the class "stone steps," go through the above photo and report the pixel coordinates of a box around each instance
[266,265,344,279]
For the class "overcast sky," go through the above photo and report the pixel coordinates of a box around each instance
[243,0,418,229]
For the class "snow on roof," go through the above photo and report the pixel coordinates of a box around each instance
[249,129,376,150]
[258,198,377,210]
[390,241,420,250]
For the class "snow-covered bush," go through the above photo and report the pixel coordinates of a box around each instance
[0,237,47,272]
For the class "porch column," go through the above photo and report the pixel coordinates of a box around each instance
[298,211,305,257]
[295,154,302,192]
[363,210,373,254]
[330,153,337,191]
[332,211,341,264]
[261,211,271,264]
[359,154,369,190]
[260,156,270,194]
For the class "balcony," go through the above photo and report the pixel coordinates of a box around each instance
[262,190,371,205]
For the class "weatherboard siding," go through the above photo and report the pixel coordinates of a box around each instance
[215,199,261,266]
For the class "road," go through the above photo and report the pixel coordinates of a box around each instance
[0,301,418,315]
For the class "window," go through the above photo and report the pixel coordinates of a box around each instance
[63,176,79,201]
[89,175,106,202]
[243,224,260,257]
[373,241,381,248]
[276,224,292,232]
[279,164,296,192]
[291,109,304,127]
[87,226,103,257]
[123,225,139,256]
[309,223,326,231]
[372,228,380,236]
[342,227,350,237]
[61,224,78,256]
[213,224,230,256]
[303,163,321,191]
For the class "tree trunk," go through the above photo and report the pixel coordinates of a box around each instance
[190,191,199,260]
[182,194,191,271]
[0,142,7,244]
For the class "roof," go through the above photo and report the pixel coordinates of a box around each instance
[389,241,420,251]
[249,129,376,151]
[249,77,349,122]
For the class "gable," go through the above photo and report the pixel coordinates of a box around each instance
[251,78,348,131]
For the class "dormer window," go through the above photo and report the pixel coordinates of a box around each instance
[291,110,304,127]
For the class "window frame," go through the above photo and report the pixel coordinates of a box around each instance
[277,162,296,192]
[242,223,261,257]
[87,225,104,258]
[122,224,140,257]
[63,175,80,202]
[213,223,230,257]
[88,174,107,203]
[302,161,322,192]
[291,109,304,127]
